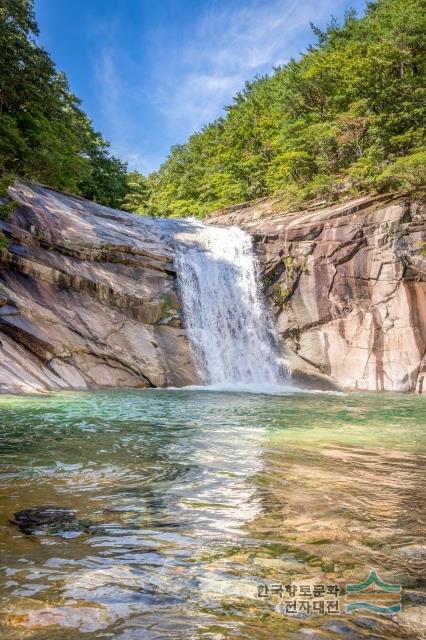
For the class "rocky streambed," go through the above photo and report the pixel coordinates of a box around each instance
[0,390,425,639]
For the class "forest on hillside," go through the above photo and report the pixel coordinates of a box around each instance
[0,0,128,209]
[0,0,425,221]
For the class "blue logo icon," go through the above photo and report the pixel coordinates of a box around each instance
[345,570,401,614]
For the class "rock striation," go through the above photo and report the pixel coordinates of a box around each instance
[0,180,198,393]
[208,195,426,393]
[1,181,424,394]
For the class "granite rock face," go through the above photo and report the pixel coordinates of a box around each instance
[0,181,198,393]
[209,195,426,393]
[1,182,425,394]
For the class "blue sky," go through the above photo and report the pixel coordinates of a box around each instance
[35,0,366,174]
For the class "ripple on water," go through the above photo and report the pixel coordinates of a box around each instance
[0,390,425,639]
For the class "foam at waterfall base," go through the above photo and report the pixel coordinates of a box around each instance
[161,383,343,395]
[181,382,296,394]
[174,221,344,396]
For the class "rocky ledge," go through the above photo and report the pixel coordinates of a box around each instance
[209,194,426,393]
[1,181,424,394]
[0,180,198,393]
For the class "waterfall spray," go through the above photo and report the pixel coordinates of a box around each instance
[175,221,289,390]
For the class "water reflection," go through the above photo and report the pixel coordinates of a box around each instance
[0,390,425,639]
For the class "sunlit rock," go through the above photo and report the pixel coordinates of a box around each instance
[0,180,198,392]
[208,195,426,392]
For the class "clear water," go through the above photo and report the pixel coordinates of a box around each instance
[174,222,287,387]
[0,390,425,639]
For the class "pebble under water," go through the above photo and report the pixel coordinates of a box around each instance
[0,389,425,639]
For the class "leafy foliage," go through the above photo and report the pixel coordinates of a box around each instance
[133,0,425,218]
[121,171,151,214]
[377,150,426,194]
[1,0,424,218]
[0,0,127,207]
[0,231,10,248]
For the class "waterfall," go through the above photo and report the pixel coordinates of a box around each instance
[174,221,289,391]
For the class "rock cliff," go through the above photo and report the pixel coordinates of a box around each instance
[208,195,426,393]
[0,181,198,393]
[1,181,425,394]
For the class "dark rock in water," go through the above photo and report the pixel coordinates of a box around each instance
[322,620,357,636]
[11,506,110,537]
[11,505,78,535]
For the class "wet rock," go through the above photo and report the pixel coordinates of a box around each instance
[398,605,426,630]
[322,619,357,635]
[405,590,426,605]
[352,615,394,633]
[11,505,78,535]
[399,545,426,561]
[209,195,426,392]
[4,597,112,633]
[298,629,329,639]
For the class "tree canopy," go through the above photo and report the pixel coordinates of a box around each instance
[0,0,127,207]
[133,0,425,217]
[0,0,424,218]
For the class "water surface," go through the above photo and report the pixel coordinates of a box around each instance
[0,390,425,639]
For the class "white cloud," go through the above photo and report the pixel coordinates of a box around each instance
[93,0,353,172]
[152,0,340,134]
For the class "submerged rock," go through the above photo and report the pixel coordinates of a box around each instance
[11,505,78,535]
[4,597,112,633]
[399,545,426,561]
[11,505,126,537]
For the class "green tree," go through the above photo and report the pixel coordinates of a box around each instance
[121,171,151,214]
[77,134,128,209]
[147,0,425,218]
[0,0,128,207]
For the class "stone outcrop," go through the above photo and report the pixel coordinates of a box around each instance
[208,194,426,393]
[0,180,198,393]
[1,181,424,394]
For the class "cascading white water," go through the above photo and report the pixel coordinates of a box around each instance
[174,221,289,390]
